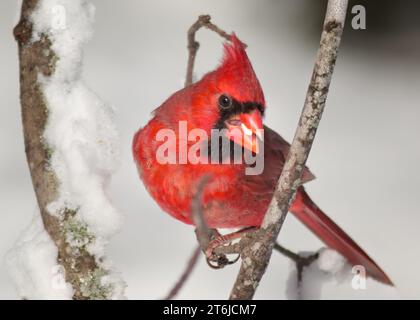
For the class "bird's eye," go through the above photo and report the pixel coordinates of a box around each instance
[218,94,232,109]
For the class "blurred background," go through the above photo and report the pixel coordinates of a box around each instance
[1,0,419,299]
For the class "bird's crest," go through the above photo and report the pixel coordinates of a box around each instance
[215,34,265,106]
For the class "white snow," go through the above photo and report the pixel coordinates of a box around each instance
[6,213,74,300]
[7,0,125,299]
[317,247,346,274]
[32,0,122,255]
[98,270,127,300]
[286,248,399,299]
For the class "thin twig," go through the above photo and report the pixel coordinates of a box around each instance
[186,15,235,258]
[163,175,212,299]
[229,0,349,300]
[273,243,319,280]
[164,245,201,300]
[273,242,301,262]
[191,177,234,269]
[191,175,214,250]
[274,242,319,298]
[185,15,231,87]
[164,15,232,299]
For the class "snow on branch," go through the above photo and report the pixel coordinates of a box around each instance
[230,0,349,300]
[286,249,398,299]
[6,213,74,299]
[9,0,125,299]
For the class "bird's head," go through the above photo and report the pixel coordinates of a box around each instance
[189,34,265,154]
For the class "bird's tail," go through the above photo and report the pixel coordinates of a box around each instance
[289,187,393,285]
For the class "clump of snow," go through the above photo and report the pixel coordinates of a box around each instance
[286,248,399,300]
[6,213,74,300]
[31,0,95,84]
[317,247,346,274]
[31,0,122,254]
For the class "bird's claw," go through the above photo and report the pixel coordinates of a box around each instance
[205,252,240,269]
[205,237,240,269]
[203,227,258,269]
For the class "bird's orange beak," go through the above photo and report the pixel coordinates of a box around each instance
[225,110,263,154]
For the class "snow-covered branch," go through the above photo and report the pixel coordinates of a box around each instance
[230,0,349,300]
[9,0,125,299]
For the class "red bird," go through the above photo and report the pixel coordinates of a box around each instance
[133,35,392,285]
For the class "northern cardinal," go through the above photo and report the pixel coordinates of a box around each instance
[133,34,392,285]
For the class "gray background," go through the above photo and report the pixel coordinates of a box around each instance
[1,0,419,299]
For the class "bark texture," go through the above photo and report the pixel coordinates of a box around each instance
[230,0,349,300]
[15,0,100,300]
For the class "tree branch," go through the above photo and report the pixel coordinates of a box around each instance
[15,0,98,299]
[164,245,201,300]
[191,176,215,251]
[164,16,231,294]
[15,0,122,299]
[164,173,236,299]
[186,17,234,259]
[164,16,233,296]
[229,0,349,300]
[185,15,231,87]
[274,243,319,299]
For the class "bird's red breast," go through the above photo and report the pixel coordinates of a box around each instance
[133,115,313,228]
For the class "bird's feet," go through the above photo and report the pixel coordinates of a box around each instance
[205,226,257,269]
